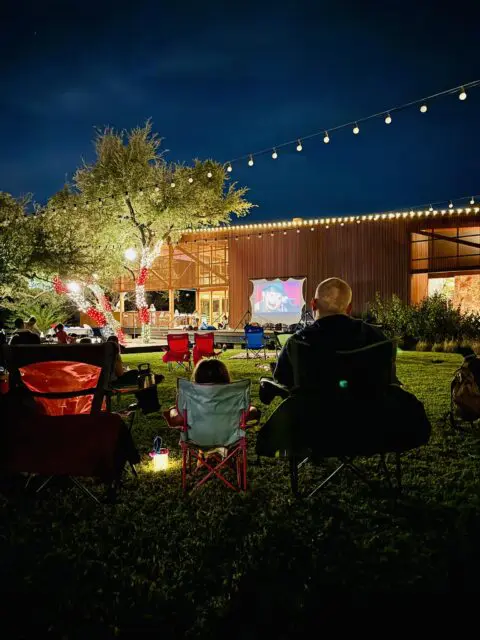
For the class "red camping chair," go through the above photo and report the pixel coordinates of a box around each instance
[1,343,139,503]
[176,377,251,493]
[193,332,221,366]
[162,333,191,370]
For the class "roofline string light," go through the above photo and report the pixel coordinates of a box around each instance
[224,79,479,171]
[177,194,480,235]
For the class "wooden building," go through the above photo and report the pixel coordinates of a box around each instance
[116,207,480,330]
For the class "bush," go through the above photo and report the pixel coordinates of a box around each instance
[369,292,480,347]
[443,340,459,353]
[416,341,432,352]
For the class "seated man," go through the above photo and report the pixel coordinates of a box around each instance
[261,277,398,403]
[9,318,41,345]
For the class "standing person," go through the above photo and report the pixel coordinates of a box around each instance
[26,316,41,337]
[54,323,70,344]
[10,318,41,345]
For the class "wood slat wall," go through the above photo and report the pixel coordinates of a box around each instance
[228,221,411,327]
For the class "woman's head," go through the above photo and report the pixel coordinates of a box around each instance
[192,359,231,384]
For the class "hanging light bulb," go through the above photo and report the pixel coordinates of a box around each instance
[248,155,254,167]
[385,113,392,124]
[207,171,212,178]
[353,123,360,135]
[188,177,194,184]
[323,131,330,144]
[170,182,176,188]
[459,87,467,101]
[420,103,428,113]
[272,148,278,159]
[449,201,454,209]
[155,185,160,192]
[470,196,475,205]
[296,140,303,152]
[429,204,433,212]
[226,164,233,173]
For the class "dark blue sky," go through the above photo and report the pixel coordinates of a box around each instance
[1,0,479,221]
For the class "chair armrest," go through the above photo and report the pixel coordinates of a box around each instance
[259,377,290,405]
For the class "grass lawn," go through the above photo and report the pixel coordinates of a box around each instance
[1,350,480,636]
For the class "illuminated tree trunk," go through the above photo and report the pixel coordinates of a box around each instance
[135,242,162,344]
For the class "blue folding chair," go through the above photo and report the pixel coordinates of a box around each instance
[244,326,267,359]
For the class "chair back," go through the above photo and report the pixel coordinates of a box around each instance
[1,342,117,416]
[194,332,214,355]
[245,327,264,349]
[289,336,395,395]
[177,378,250,447]
[275,332,292,349]
[167,333,190,354]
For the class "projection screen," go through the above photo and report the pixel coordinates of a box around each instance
[249,278,306,326]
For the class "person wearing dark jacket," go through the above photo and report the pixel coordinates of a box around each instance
[274,277,397,389]
[260,277,397,405]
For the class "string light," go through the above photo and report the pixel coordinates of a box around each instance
[155,185,160,192]
[449,201,454,209]
[471,197,475,205]
[248,156,254,167]
[227,164,233,172]
[207,172,213,178]
[272,148,278,159]
[296,140,303,152]
[188,177,193,184]
[223,79,479,170]
[323,131,330,144]
[429,204,433,212]
[170,182,176,188]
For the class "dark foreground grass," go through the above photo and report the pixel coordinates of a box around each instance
[1,351,480,637]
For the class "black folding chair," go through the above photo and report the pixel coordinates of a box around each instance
[257,339,431,498]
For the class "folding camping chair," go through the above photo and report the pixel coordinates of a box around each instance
[193,332,221,366]
[162,333,192,370]
[244,326,267,359]
[1,342,139,503]
[177,377,251,492]
[273,332,292,359]
[256,338,431,498]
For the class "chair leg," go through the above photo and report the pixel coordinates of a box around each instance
[182,445,187,492]
[71,477,100,504]
[242,447,247,491]
[308,462,345,499]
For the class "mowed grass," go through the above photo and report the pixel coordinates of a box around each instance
[2,350,480,637]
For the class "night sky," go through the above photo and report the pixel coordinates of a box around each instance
[1,0,479,222]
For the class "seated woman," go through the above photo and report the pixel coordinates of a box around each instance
[165,358,261,427]
[107,335,140,386]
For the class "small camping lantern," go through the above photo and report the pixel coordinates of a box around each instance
[150,436,169,471]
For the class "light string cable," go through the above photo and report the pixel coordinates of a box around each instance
[224,80,480,169]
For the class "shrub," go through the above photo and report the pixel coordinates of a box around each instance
[416,340,432,352]
[431,342,444,352]
[443,340,459,353]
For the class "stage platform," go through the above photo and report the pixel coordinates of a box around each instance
[122,329,274,353]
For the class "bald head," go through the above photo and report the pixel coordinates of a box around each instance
[313,278,352,318]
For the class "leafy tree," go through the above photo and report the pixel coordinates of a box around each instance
[3,289,75,333]
[0,192,36,299]
[44,122,253,341]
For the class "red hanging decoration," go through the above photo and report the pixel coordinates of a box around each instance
[137,267,148,286]
[86,306,107,327]
[139,307,150,324]
[101,296,112,312]
[53,276,68,295]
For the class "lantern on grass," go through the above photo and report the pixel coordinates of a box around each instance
[150,436,169,471]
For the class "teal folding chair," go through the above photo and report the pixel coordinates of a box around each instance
[177,378,251,492]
